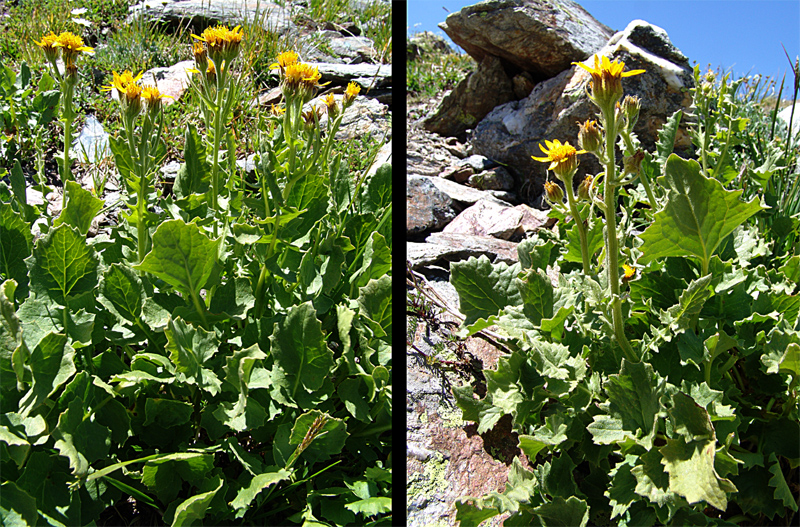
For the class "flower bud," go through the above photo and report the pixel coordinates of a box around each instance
[544,180,564,204]
[343,81,360,108]
[577,119,602,154]
[623,150,645,176]
[323,93,338,121]
[621,95,640,130]
[577,175,593,201]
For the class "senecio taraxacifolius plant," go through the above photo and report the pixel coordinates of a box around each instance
[0,24,392,527]
[450,52,798,526]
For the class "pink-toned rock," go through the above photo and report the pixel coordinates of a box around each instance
[443,199,551,241]
[440,165,474,183]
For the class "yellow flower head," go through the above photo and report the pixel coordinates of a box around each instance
[141,84,172,116]
[343,81,360,107]
[532,139,586,180]
[282,62,327,102]
[323,93,338,118]
[54,31,93,67]
[269,50,299,72]
[34,32,60,61]
[192,25,243,65]
[102,70,144,119]
[192,40,208,70]
[622,264,636,283]
[270,103,285,116]
[573,54,645,108]
[577,174,594,201]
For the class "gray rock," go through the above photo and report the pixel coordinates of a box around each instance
[71,115,110,163]
[429,176,511,206]
[407,31,453,61]
[422,54,513,138]
[407,125,464,178]
[439,0,613,78]
[468,167,514,191]
[365,139,392,180]
[459,154,495,172]
[409,232,519,268]
[309,62,392,89]
[407,175,458,238]
[327,35,376,63]
[128,0,293,35]
[440,165,473,183]
[322,96,390,141]
[471,19,694,201]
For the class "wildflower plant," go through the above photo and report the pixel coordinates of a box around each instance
[2,27,392,525]
[34,31,93,206]
[450,53,798,526]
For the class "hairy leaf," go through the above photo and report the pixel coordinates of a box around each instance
[451,256,521,326]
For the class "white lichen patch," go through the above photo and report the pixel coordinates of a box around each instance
[408,452,451,505]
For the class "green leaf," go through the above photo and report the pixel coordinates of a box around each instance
[669,392,715,442]
[143,398,193,428]
[516,268,553,326]
[631,449,674,507]
[9,159,26,206]
[166,317,222,395]
[337,377,373,422]
[170,476,223,527]
[0,424,30,468]
[655,109,682,167]
[344,496,392,517]
[659,437,737,511]
[108,135,134,183]
[208,277,255,320]
[451,256,521,326]
[731,466,785,520]
[532,496,589,527]
[589,360,663,450]
[533,453,577,499]
[26,223,99,305]
[607,461,638,519]
[270,302,332,402]
[54,181,104,235]
[361,163,391,213]
[284,172,328,240]
[214,344,267,431]
[639,155,763,269]
[52,396,111,477]
[99,264,145,325]
[230,469,292,517]
[0,205,33,300]
[357,275,391,340]
[350,231,391,290]
[142,452,214,504]
[133,219,220,299]
[563,215,603,265]
[175,123,211,199]
[659,273,714,337]
[767,452,798,511]
[17,332,74,417]
[0,481,38,527]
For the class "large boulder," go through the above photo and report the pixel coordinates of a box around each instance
[470,19,695,203]
[439,0,613,78]
[422,0,612,138]
[128,0,293,34]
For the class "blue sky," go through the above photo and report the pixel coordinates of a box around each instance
[407,1,800,93]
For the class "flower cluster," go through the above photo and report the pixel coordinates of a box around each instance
[573,54,644,110]
[191,25,243,71]
[34,31,93,82]
[102,70,169,122]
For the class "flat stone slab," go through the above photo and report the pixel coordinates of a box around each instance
[128,0,293,34]
[308,62,392,89]
[407,233,519,269]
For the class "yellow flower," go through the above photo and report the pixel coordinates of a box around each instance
[34,32,59,61]
[141,84,172,116]
[573,54,644,108]
[192,25,243,65]
[282,62,327,102]
[343,81,360,107]
[102,70,144,119]
[532,139,586,180]
[54,31,93,67]
[323,93,338,119]
[192,40,208,71]
[269,50,299,72]
[270,103,285,116]
[622,264,636,283]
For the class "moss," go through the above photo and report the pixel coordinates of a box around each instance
[408,452,451,505]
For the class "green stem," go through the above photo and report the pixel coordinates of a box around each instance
[601,105,637,363]
[60,82,75,209]
[564,178,591,273]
